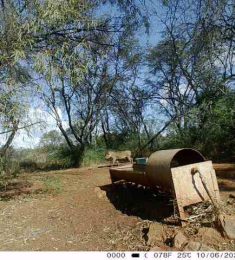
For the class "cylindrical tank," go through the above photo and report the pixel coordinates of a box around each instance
[146,148,205,192]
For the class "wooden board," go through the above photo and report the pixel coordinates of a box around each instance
[171,161,220,222]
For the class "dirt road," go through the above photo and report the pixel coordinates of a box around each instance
[0,166,234,251]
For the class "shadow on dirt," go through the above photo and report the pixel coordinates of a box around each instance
[100,182,174,222]
[218,180,235,191]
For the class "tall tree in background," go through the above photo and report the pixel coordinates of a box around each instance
[99,37,152,151]
[34,0,148,165]
[147,0,235,159]
[39,46,117,165]
[0,0,148,157]
[0,0,93,155]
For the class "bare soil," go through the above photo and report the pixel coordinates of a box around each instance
[0,165,234,251]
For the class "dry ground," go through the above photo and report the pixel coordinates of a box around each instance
[0,165,234,251]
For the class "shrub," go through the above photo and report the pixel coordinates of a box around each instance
[81,147,106,167]
[0,156,20,177]
[19,159,38,172]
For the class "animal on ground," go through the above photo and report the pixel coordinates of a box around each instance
[105,150,133,165]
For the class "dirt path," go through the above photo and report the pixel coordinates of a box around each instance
[0,166,234,251]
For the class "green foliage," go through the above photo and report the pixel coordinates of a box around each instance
[0,0,234,171]
[18,145,75,171]
[1,0,149,172]
[96,132,127,150]
[47,145,78,169]
[81,147,106,167]
[96,131,151,157]
[19,159,38,172]
[158,92,235,161]
[117,133,146,152]
[197,93,235,161]
[43,176,63,194]
[0,155,20,178]
[39,130,63,148]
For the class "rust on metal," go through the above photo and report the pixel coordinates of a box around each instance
[110,164,150,187]
[146,148,205,192]
[109,148,220,225]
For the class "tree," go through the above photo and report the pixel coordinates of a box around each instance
[39,130,63,149]
[0,0,94,157]
[39,51,114,164]
[145,0,235,159]
[34,0,150,165]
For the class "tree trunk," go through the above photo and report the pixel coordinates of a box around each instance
[0,120,19,157]
[73,144,85,167]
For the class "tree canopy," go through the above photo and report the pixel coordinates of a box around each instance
[0,0,234,169]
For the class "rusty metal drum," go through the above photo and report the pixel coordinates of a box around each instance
[146,148,205,192]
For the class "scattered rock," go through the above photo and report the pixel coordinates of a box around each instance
[218,214,235,239]
[229,194,235,199]
[197,227,222,245]
[227,198,234,205]
[183,240,215,251]
[200,244,215,251]
[147,223,164,246]
[174,231,188,249]
[94,187,107,200]
[162,228,175,247]
[149,246,163,251]
[98,191,106,199]
[184,241,201,251]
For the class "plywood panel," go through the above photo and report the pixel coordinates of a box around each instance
[171,161,220,221]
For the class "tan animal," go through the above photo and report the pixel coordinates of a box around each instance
[105,150,132,165]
